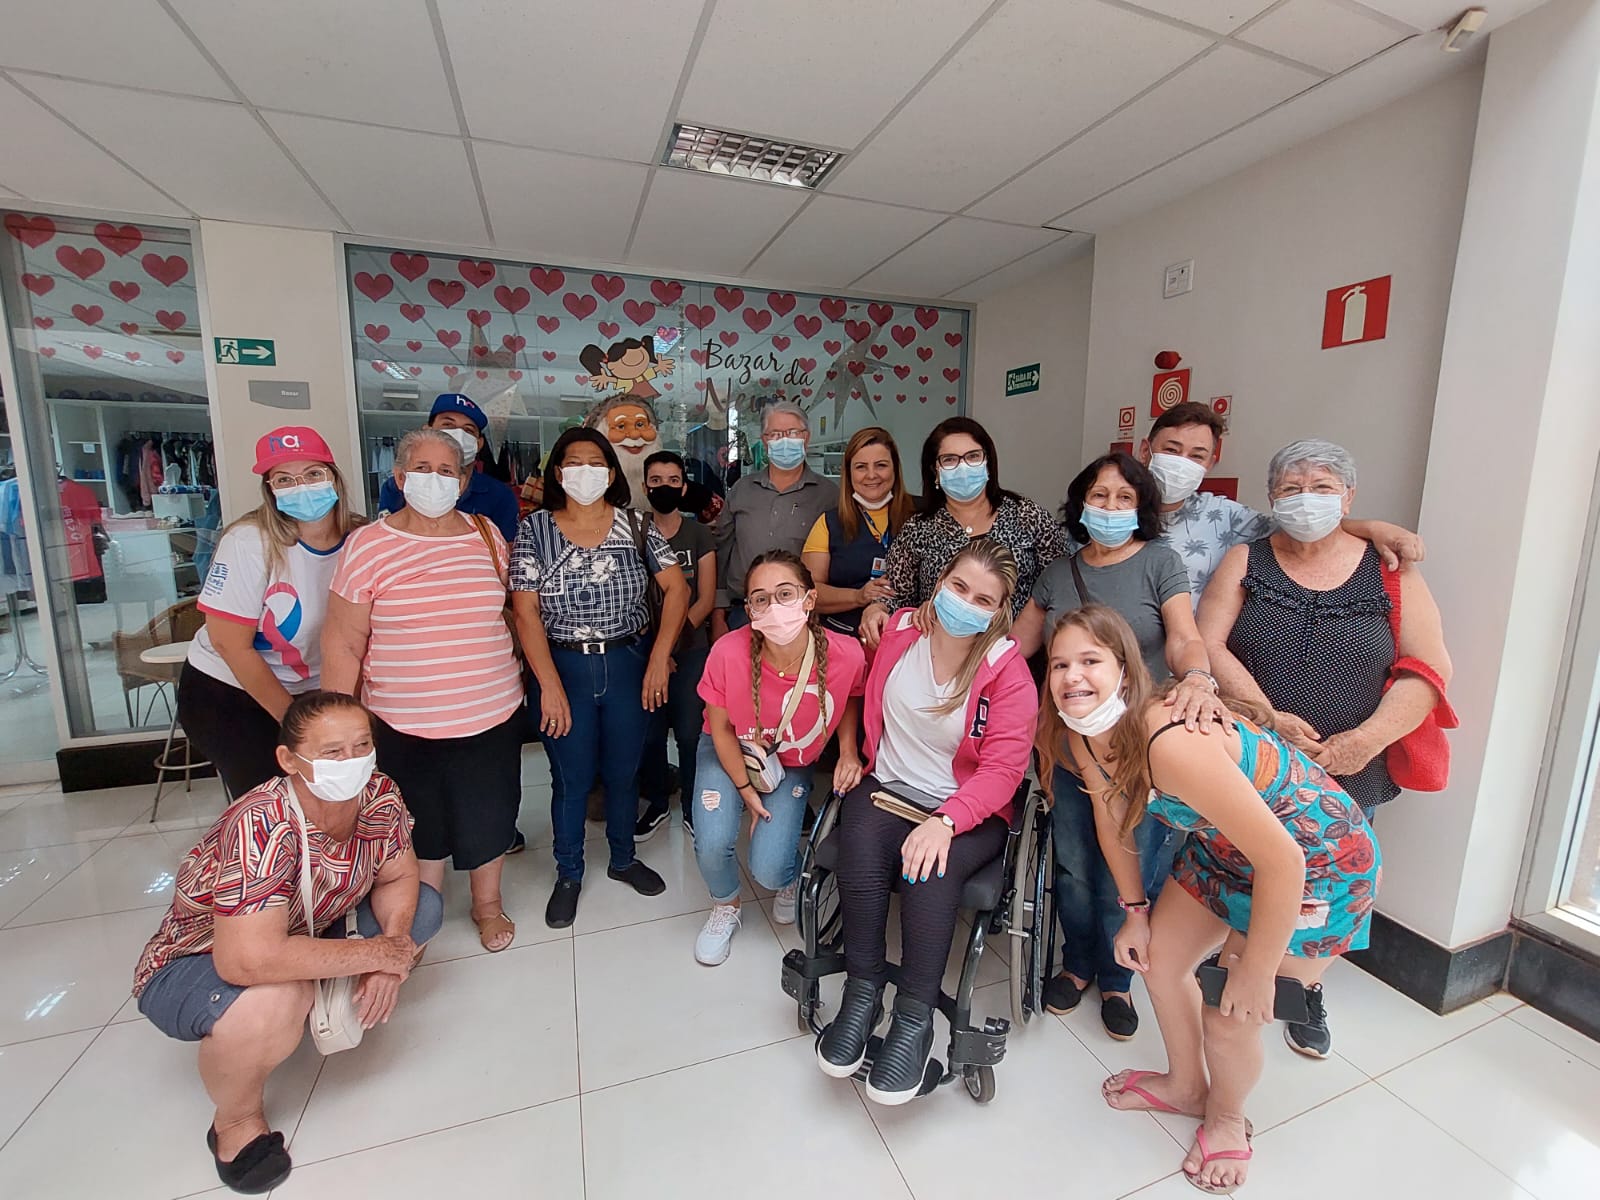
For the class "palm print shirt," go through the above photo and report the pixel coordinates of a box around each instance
[880,494,1069,618]
[1158,490,1272,605]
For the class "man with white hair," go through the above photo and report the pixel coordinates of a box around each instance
[712,400,839,636]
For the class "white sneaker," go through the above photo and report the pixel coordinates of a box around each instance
[772,880,799,926]
[694,904,742,965]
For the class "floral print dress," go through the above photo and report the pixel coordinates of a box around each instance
[1149,717,1381,956]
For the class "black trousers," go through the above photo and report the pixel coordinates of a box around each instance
[835,776,1009,1006]
[175,662,281,799]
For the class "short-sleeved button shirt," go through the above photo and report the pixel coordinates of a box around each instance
[511,507,673,642]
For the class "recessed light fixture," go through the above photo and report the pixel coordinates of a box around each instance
[1442,7,1486,52]
[662,123,841,189]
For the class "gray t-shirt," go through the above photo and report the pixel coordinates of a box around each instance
[1032,541,1190,681]
[658,516,716,652]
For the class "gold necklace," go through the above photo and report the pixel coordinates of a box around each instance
[768,644,808,678]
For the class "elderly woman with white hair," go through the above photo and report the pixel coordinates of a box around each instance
[323,426,526,953]
[1198,437,1452,1060]
[712,399,839,636]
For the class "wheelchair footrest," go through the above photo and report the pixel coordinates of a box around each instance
[949,1016,1010,1068]
[851,1035,945,1099]
[781,948,845,1002]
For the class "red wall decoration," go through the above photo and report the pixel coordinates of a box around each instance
[1321,275,1391,349]
[1150,368,1190,418]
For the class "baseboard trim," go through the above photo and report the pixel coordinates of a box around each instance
[1506,925,1600,1044]
[57,740,217,793]
[1347,912,1512,1013]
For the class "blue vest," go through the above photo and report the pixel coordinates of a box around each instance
[821,507,891,634]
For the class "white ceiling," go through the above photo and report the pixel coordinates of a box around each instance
[0,0,1548,302]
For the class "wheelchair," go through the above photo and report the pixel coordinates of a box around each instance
[780,779,1055,1104]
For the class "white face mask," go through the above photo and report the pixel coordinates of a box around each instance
[442,426,478,467]
[852,490,892,511]
[402,470,460,518]
[1147,453,1207,504]
[295,750,376,803]
[1057,670,1128,737]
[561,464,611,506]
[1273,492,1344,542]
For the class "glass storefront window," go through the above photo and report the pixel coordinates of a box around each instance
[343,245,969,512]
[0,212,217,761]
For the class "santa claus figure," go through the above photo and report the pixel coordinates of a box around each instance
[585,395,662,510]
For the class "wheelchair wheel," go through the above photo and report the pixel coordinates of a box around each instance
[962,1063,996,1104]
[1008,792,1054,1025]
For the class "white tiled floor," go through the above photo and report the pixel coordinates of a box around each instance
[0,778,1596,1199]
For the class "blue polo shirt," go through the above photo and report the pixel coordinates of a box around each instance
[378,468,520,541]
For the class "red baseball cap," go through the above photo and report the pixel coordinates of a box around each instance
[252,426,335,475]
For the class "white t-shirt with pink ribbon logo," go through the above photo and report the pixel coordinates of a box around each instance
[188,523,344,692]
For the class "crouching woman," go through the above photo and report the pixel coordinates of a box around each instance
[131,691,441,1195]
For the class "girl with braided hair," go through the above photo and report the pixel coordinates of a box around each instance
[691,551,867,965]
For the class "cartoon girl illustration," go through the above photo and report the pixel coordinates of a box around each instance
[579,336,675,401]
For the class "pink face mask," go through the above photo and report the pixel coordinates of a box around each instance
[750,598,811,644]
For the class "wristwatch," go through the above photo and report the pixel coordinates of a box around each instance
[938,813,956,832]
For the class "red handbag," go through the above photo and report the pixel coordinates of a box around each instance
[1379,567,1457,791]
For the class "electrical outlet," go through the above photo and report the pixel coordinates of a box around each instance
[1164,259,1193,299]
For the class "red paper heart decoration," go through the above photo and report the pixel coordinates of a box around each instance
[458,259,495,287]
[598,321,620,340]
[406,339,423,352]
[623,299,656,326]
[391,252,429,281]
[914,307,939,330]
[363,323,390,343]
[5,213,56,247]
[592,274,626,302]
[867,303,894,326]
[771,335,791,352]
[109,280,141,302]
[870,344,887,359]
[530,266,565,295]
[370,361,388,373]
[167,350,184,364]
[83,345,103,359]
[71,304,104,325]
[819,297,847,323]
[502,334,526,352]
[713,286,744,312]
[399,303,426,323]
[563,293,597,320]
[494,285,531,314]
[156,310,186,332]
[794,314,822,339]
[508,369,523,381]
[57,245,106,280]
[408,366,422,376]
[689,349,707,366]
[21,273,53,296]
[125,351,141,362]
[823,340,842,356]
[943,367,961,382]
[893,364,911,379]
[33,316,53,329]
[38,347,55,358]
[944,332,963,348]
[842,319,869,343]
[141,253,188,287]
[443,365,459,377]
[719,331,739,347]
[477,370,489,380]
[95,223,143,257]
[684,303,714,330]
[120,321,139,335]
[651,279,683,305]
[919,375,929,384]
[946,395,958,404]
[544,374,556,383]
[890,325,916,348]
[768,292,796,317]
[354,272,394,302]
[796,357,816,373]
[437,330,462,349]
[917,346,934,362]
[537,315,561,334]
[472,345,489,357]
[743,308,772,334]
[428,279,466,308]
[847,361,866,376]
[541,350,557,362]
[467,308,491,328]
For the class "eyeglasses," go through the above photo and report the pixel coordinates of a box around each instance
[406,464,461,479]
[268,466,333,490]
[746,584,805,615]
[935,449,987,471]
[1270,482,1345,500]
[763,429,807,442]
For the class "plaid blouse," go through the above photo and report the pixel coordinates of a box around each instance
[880,494,1069,618]
[132,773,413,996]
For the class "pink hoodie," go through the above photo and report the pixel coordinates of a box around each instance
[861,609,1039,833]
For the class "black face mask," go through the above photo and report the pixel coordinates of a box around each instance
[646,485,685,515]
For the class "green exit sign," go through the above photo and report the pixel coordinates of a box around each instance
[1005,363,1040,396]
[215,337,276,366]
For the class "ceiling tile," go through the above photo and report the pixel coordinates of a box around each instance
[1235,0,1406,74]
[1058,35,1474,231]
[1354,0,1548,30]
[168,0,460,134]
[945,232,1093,299]
[628,168,806,277]
[825,0,1212,211]
[0,0,232,99]
[748,195,945,289]
[854,218,1064,296]
[23,77,340,228]
[971,45,1317,225]
[435,0,705,159]
[265,113,485,245]
[0,78,187,216]
[474,142,648,263]
[1122,1,1276,33]
[678,0,990,149]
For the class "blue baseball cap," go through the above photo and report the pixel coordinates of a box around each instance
[429,393,486,430]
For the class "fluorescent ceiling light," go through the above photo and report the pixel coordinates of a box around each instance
[663,123,841,190]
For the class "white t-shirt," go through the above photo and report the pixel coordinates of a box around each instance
[875,637,965,799]
[186,523,345,692]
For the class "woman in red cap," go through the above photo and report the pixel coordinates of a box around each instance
[178,426,364,798]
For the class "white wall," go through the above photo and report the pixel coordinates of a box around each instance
[970,249,1093,506]
[195,220,356,520]
[1081,67,1484,524]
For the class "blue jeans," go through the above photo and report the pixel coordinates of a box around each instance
[692,740,813,902]
[1051,766,1182,994]
[638,643,708,820]
[532,641,651,882]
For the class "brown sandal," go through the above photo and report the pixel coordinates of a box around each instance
[472,910,516,953]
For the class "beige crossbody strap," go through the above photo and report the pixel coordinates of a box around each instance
[771,632,817,745]
[283,790,337,1033]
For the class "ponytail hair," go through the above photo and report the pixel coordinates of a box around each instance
[745,550,829,742]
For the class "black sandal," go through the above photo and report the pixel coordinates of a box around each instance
[207,1124,292,1195]
[1101,994,1140,1041]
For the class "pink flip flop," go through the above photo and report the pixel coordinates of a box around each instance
[1184,1125,1253,1195]
[1103,1070,1192,1114]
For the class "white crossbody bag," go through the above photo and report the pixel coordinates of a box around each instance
[738,632,817,794]
[285,793,365,1056]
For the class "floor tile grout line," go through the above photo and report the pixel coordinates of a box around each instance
[0,1018,113,1158]
[571,934,588,1200]
[285,1056,328,1153]
[575,1031,812,1100]
[1500,1006,1600,1066]
[851,1073,918,1199]
[1361,1006,1509,1080]
[5,897,174,932]
[1369,1072,1544,1198]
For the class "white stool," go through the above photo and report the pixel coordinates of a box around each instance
[140,640,211,821]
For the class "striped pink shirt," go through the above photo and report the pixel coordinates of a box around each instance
[331,516,523,739]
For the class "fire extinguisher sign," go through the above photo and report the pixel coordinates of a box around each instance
[1322,275,1392,349]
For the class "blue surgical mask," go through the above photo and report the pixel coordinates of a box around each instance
[273,481,338,523]
[939,461,989,502]
[1081,503,1140,548]
[932,585,996,638]
[766,436,806,469]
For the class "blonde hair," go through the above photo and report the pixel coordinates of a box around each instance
[227,460,362,575]
[928,537,1018,716]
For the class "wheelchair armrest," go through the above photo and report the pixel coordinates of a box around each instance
[799,789,843,872]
